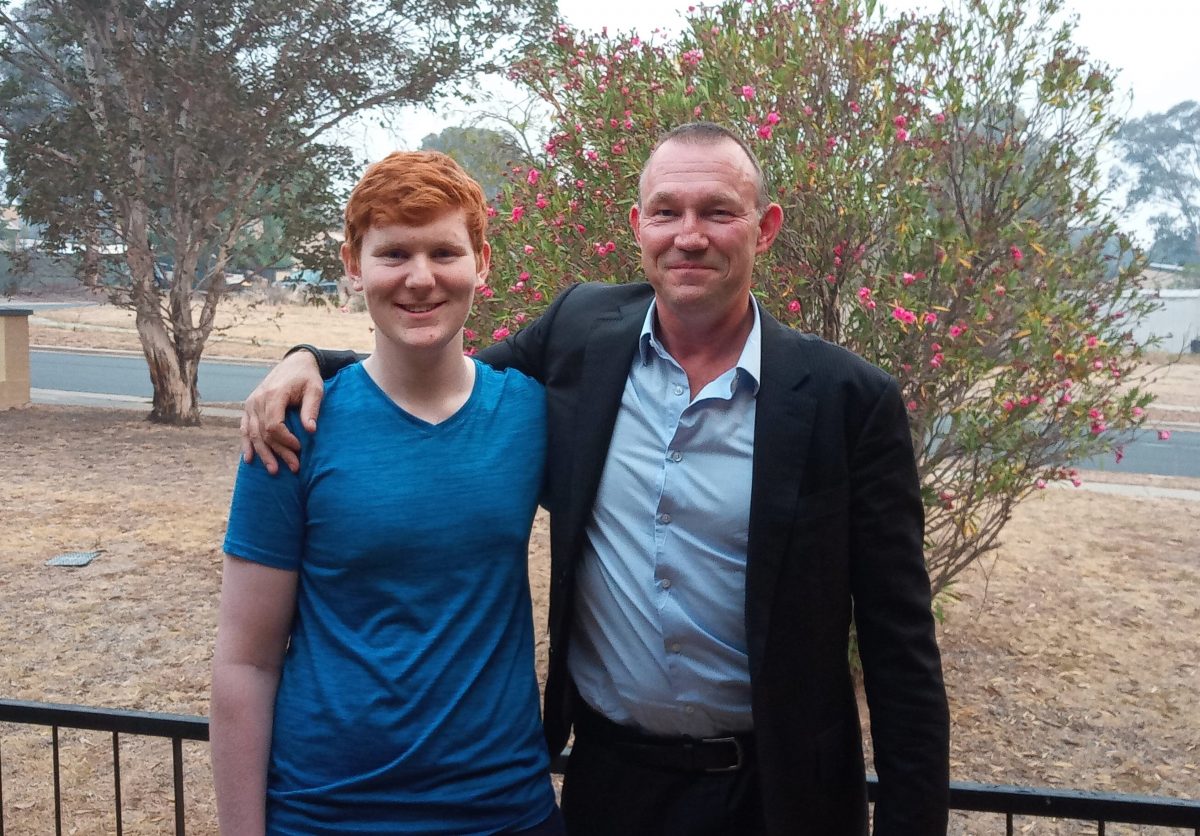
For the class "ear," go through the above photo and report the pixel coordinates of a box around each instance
[341,242,363,292]
[628,204,642,244]
[755,203,784,253]
[475,241,492,288]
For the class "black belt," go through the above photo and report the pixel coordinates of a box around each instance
[573,699,755,774]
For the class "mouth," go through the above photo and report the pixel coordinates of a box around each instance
[398,302,441,314]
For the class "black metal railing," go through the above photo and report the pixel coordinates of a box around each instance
[0,699,208,836]
[3,699,1199,834]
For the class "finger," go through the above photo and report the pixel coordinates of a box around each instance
[265,422,303,474]
[299,382,324,433]
[252,436,280,476]
[239,414,254,464]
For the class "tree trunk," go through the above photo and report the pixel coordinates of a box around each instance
[134,298,202,426]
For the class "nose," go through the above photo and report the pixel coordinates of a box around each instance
[674,212,707,251]
[404,256,435,290]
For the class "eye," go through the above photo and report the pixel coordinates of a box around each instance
[380,249,408,261]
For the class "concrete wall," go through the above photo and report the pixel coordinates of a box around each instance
[0,309,32,409]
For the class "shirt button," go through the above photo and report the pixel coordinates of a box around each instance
[660,578,672,589]
[670,450,683,462]
[674,385,685,395]
[684,705,695,715]
[658,513,671,524]
[670,642,681,653]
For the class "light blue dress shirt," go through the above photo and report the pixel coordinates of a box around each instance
[568,298,760,738]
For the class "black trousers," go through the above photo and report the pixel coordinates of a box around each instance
[560,707,766,836]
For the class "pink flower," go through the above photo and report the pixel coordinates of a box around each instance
[933,112,947,125]
[1035,479,1047,489]
[535,193,548,209]
[1086,334,1099,348]
[478,286,494,299]
[757,124,773,140]
[1003,399,1015,412]
[893,114,908,128]
[492,327,511,341]
[766,111,781,125]
[1071,478,1082,488]
[1114,446,1124,463]
[930,353,944,368]
[523,244,535,255]
[922,312,938,325]
[1010,245,1023,264]
[526,168,540,185]
[510,205,525,223]
[895,128,909,142]
[518,271,530,282]
[902,272,916,285]
[486,206,497,218]
[694,105,703,118]
[848,100,861,114]
[787,299,802,314]
[1132,406,1145,418]
[740,84,756,99]
[891,306,917,325]
[866,300,877,310]
[1158,430,1172,441]
[1093,359,1104,370]
[948,324,966,338]
[681,48,704,67]
[1059,392,1072,405]
[1088,408,1103,420]
[906,400,918,411]
[857,287,872,301]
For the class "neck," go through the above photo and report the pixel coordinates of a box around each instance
[362,336,475,424]
[655,297,754,395]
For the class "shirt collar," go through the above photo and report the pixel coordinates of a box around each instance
[638,296,762,395]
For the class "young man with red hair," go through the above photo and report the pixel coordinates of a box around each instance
[211,151,561,835]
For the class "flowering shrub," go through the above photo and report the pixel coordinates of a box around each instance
[474,0,1158,596]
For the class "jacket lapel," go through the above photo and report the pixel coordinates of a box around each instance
[745,310,817,679]
[565,296,650,543]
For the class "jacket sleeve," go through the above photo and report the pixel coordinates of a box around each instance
[848,377,950,835]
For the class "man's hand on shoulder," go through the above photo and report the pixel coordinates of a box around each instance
[240,349,325,474]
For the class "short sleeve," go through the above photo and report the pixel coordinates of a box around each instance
[222,412,307,571]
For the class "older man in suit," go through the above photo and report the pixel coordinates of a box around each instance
[242,122,950,835]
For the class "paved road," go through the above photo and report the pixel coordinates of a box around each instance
[32,348,271,404]
[31,348,1200,479]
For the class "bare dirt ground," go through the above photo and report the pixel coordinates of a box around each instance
[3,296,1198,834]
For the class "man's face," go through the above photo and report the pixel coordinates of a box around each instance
[630,138,781,329]
[342,209,489,356]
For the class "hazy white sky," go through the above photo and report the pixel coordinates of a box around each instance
[363,0,1198,215]
[557,0,1198,117]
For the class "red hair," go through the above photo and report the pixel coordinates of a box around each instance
[343,151,488,266]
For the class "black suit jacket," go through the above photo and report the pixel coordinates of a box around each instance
[479,282,950,835]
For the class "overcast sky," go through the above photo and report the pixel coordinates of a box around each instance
[365,0,1196,154]
[558,0,1198,117]
[356,0,1196,239]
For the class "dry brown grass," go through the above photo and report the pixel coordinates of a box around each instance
[4,297,1199,834]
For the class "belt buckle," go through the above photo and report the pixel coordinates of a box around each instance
[702,735,744,773]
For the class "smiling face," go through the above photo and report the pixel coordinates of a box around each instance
[342,210,489,359]
[630,137,782,333]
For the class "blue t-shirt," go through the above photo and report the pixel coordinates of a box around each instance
[223,360,553,835]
